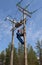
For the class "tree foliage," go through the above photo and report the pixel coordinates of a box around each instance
[27,45,39,65]
[5,44,11,65]
[36,40,42,65]
[0,41,41,65]
[0,50,5,65]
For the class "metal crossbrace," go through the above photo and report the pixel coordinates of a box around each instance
[16,0,41,18]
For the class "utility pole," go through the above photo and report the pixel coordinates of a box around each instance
[5,17,15,65]
[23,15,28,65]
[16,1,28,65]
[10,24,14,65]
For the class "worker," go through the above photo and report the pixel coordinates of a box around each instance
[17,29,24,36]
[16,29,24,44]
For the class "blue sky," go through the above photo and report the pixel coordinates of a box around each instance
[0,0,42,52]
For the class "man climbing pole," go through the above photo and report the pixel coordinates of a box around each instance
[16,29,24,44]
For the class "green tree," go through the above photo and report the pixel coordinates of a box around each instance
[5,43,19,65]
[18,43,24,65]
[36,40,42,65]
[13,47,19,65]
[5,44,11,65]
[27,45,39,65]
[0,50,5,65]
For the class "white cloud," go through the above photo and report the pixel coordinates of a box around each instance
[26,27,42,43]
[26,9,42,44]
[26,20,36,39]
[32,28,42,40]
[0,20,12,41]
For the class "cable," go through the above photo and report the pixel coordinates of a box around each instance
[25,0,34,9]
[16,0,23,6]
